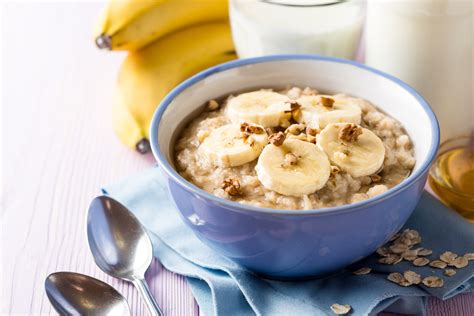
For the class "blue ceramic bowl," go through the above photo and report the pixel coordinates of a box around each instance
[150,55,439,279]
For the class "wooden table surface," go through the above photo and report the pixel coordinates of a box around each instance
[2,2,473,315]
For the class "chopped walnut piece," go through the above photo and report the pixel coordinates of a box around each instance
[283,153,298,166]
[339,123,363,142]
[306,134,316,144]
[320,96,335,108]
[330,166,340,176]
[284,100,302,120]
[207,99,219,111]
[269,132,285,146]
[221,178,242,196]
[288,100,301,111]
[240,122,264,134]
[370,174,382,183]
[306,127,319,136]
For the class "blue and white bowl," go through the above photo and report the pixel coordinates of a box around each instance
[150,55,439,279]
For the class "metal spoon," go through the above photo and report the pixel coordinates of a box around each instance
[87,196,163,316]
[45,271,130,315]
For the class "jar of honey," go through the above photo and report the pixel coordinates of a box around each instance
[429,135,474,223]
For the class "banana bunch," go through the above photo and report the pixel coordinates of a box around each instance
[95,0,229,51]
[95,0,236,152]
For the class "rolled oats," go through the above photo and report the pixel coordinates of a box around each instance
[404,270,421,285]
[444,269,456,277]
[197,130,210,143]
[416,248,433,256]
[402,250,418,261]
[353,267,371,275]
[330,304,351,315]
[413,257,430,267]
[175,87,415,210]
[450,256,468,268]
[429,260,447,269]
[390,243,410,254]
[440,251,457,264]
[379,254,402,265]
[387,272,404,284]
[464,253,474,261]
[422,276,444,288]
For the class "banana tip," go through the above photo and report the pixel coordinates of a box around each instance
[136,138,151,154]
[95,34,112,50]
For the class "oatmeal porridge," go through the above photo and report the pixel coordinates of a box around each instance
[174,87,416,210]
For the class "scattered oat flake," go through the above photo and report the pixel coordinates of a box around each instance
[404,271,421,285]
[464,253,474,261]
[402,250,418,261]
[376,247,390,257]
[429,260,447,269]
[450,256,468,268]
[440,251,458,263]
[405,229,420,239]
[330,303,351,315]
[413,257,430,267]
[423,276,444,288]
[444,269,456,277]
[353,267,371,275]
[387,272,404,284]
[390,243,410,254]
[416,248,433,256]
[379,255,402,265]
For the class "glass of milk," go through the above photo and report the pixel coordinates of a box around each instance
[230,0,365,60]
[365,0,473,141]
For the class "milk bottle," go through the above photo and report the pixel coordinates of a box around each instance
[365,0,473,141]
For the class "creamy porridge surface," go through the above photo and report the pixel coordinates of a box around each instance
[174,87,415,210]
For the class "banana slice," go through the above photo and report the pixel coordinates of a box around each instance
[226,90,291,127]
[199,124,268,167]
[317,123,385,178]
[255,139,330,197]
[295,95,361,129]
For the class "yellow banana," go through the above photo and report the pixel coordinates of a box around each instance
[114,22,236,152]
[95,0,229,51]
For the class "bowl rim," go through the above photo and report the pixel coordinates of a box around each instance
[150,54,440,216]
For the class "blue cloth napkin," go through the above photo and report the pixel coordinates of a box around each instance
[103,168,474,316]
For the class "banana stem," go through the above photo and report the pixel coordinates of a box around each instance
[95,34,112,50]
[136,138,151,154]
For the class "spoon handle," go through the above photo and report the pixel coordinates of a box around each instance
[133,278,164,316]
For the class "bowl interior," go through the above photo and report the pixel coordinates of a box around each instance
[152,56,438,208]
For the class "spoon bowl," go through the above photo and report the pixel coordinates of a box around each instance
[45,272,130,316]
[87,196,163,316]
